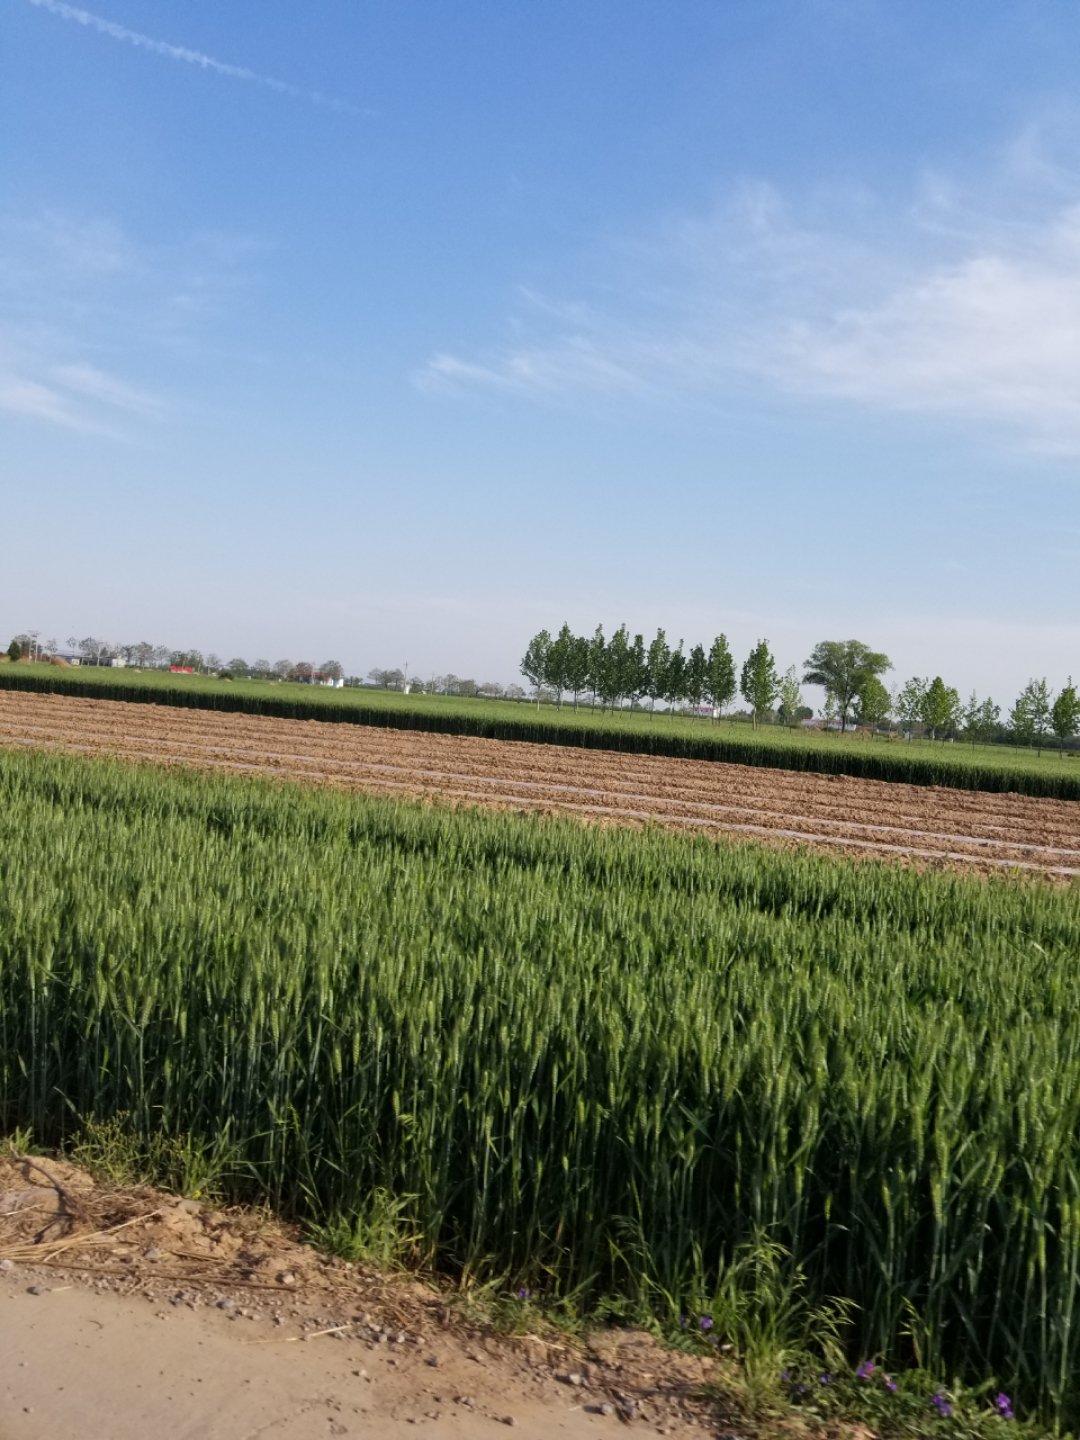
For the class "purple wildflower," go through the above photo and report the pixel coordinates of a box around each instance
[995,1392,1015,1420]
[698,1314,713,1332]
[516,1287,531,1301]
[884,1376,898,1393]
[819,1373,832,1386]
[932,1394,953,1418]
[855,1360,876,1380]
[780,1370,792,1383]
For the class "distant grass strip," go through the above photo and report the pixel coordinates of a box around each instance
[2,747,1079,1426]
[2,661,1078,799]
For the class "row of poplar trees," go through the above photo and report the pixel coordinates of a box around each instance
[520,624,792,726]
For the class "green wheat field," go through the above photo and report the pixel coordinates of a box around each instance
[2,745,1080,1425]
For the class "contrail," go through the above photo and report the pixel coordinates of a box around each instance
[24,0,358,114]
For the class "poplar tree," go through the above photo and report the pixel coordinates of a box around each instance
[854,675,891,733]
[897,677,928,736]
[704,635,736,718]
[685,644,708,708]
[777,665,805,727]
[587,625,608,707]
[546,624,574,707]
[1051,680,1079,754]
[920,676,962,740]
[961,692,1000,748]
[740,639,779,729]
[520,630,552,707]
[1011,679,1052,755]
[645,629,670,712]
[628,634,648,709]
[604,624,632,708]
[664,641,687,710]
[565,633,591,708]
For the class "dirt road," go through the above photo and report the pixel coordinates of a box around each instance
[1,690,1077,877]
[0,1155,726,1440]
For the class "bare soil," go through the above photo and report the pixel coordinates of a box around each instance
[1,691,1077,878]
[0,1152,787,1440]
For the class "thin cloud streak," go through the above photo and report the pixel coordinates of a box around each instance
[24,0,360,114]
[0,372,125,437]
[51,362,164,417]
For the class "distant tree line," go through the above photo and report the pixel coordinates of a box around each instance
[4,634,349,686]
[6,623,1078,753]
[520,626,1080,752]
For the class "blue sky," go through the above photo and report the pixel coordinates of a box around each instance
[2,0,1078,699]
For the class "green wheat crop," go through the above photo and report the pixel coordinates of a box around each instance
[1,746,1079,1424]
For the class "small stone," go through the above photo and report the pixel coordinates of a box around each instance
[501,1417,516,1428]
[278,1271,297,1287]
[425,1355,439,1367]
[0,1258,15,1273]
[144,1247,164,1262]
[566,1372,585,1388]
[26,1284,47,1296]
[216,1297,236,1311]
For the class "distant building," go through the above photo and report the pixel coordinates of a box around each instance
[169,665,195,674]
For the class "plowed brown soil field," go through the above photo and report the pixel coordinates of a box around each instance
[2,690,1078,878]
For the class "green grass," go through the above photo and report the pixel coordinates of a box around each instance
[2,660,1078,799]
[1,745,1079,1427]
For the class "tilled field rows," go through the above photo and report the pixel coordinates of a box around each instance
[2,690,1078,876]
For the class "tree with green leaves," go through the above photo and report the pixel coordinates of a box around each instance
[854,674,891,733]
[961,692,1000,748]
[1051,679,1079,754]
[6,638,22,662]
[896,677,928,736]
[704,635,736,719]
[1011,678,1053,755]
[645,628,670,713]
[920,676,962,740]
[685,644,707,708]
[520,629,552,707]
[664,640,687,710]
[564,633,591,708]
[586,625,608,707]
[545,624,575,707]
[603,624,633,708]
[803,640,891,733]
[627,633,648,709]
[776,666,804,728]
[740,639,779,729]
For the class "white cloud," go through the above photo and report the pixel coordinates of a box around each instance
[419,154,1080,457]
[51,362,163,417]
[0,372,123,436]
[25,0,359,115]
[0,208,265,438]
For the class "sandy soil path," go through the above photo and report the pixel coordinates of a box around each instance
[1,1278,659,1440]
[0,1155,729,1440]
[1,689,1077,877]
